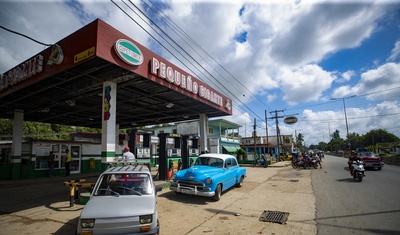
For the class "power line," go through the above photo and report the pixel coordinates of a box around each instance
[112,0,266,123]
[0,25,52,47]
[286,86,400,112]
[301,112,400,122]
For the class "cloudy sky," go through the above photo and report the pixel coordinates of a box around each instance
[1,0,400,146]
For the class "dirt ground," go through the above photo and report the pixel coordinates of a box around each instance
[0,164,317,235]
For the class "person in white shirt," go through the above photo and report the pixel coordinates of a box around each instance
[122,146,136,164]
[313,153,322,168]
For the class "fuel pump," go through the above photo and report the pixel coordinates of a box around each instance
[189,136,200,167]
[128,129,152,170]
[181,135,199,168]
[157,133,182,180]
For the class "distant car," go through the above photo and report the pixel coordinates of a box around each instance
[358,152,384,170]
[76,164,162,235]
[170,154,246,201]
[356,147,367,153]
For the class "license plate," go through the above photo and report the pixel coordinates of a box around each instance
[180,189,193,194]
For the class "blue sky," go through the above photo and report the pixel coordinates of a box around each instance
[1,0,400,146]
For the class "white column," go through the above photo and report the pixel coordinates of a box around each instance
[101,81,117,163]
[12,109,24,161]
[199,113,208,153]
[11,109,24,179]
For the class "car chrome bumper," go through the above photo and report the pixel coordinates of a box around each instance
[170,184,214,197]
[364,162,384,168]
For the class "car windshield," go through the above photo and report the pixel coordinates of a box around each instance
[359,152,374,157]
[94,173,152,196]
[194,157,224,168]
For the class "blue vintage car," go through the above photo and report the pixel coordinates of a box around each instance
[170,154,246,201]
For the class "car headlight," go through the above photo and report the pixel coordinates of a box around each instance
[81,219,95,228]
[206,177,212,184]
[139,214,153,224]
[171,173,176,180]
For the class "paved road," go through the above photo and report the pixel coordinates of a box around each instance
[312,155,400,235]
[0,163,317,235]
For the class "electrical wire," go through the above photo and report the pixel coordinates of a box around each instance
[112,0,267,125]
[0,25,52,47]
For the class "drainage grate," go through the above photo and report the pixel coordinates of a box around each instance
[259,210,289,224]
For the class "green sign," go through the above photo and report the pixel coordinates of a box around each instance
[114,39,143,65]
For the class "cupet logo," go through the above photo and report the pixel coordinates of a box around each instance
[114,39,143,66]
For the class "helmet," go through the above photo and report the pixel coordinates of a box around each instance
[124,146,130,151]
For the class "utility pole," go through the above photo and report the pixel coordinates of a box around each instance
[253,118,257,159]
[269,110,285,160]
[265,110,268,154]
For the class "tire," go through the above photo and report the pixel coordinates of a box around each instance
[236,176,244,187]
[357,173,363,182]
[378,167,382,171]
[212,184,222,201]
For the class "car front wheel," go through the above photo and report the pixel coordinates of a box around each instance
[212,184,222,201]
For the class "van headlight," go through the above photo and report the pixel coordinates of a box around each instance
[139,214,153,224]
[81,219,95,228]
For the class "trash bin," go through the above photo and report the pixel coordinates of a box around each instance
[89,158,95,169]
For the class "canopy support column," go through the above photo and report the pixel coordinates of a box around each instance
[101,81,117,166]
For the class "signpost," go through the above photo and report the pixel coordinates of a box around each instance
[284,116,298,125]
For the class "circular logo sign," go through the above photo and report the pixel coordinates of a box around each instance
[114,39,144,65]
[284,116,298,125]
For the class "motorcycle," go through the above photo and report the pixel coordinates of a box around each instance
[252,158,268,168]
[351,160,365,182]
[292,158,309,169]
[305,158,318,169]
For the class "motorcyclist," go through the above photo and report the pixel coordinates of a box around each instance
[348,151,361,176]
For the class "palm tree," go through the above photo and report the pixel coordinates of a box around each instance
[296,133,304,148]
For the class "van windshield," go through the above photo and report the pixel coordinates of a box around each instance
[95,173,152,196]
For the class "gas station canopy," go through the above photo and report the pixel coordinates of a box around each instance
[0,19,232,129]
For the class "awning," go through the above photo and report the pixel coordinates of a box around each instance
[223,145,240,153]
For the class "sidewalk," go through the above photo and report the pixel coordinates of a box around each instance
[269,160,292,167]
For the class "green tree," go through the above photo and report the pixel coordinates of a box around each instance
[332,130,341,140]
[361,129,400,146]
[0,119,13,140]
[236,148,247,162]
[296,133,304,148]
[347,132,361,150]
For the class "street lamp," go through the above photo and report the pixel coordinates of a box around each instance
[331,95,356,152]
[322,121,335,141]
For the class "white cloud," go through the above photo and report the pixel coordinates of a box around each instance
[341,70,355,82]
[387,40,400,62]
[333,62,400,100]
[278,64,335,105]
[297,99,400,145]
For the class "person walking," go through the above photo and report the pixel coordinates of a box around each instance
[48,151,55,177]
[65,148,71,176]
[122,146,136,164]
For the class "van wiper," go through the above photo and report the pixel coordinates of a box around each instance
[97,188,120,197]
[116,186,143,196]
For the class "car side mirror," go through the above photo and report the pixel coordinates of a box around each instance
[155,185,162,194]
